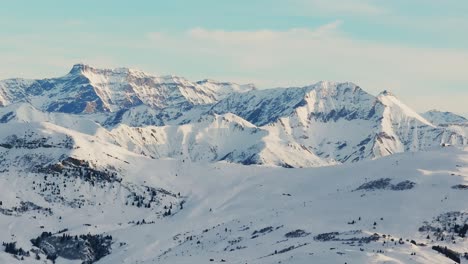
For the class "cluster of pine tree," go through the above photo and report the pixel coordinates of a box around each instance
[2,241,29,257]
[432,245,461,263]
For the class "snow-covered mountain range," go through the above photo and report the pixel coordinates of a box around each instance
[0,64,466,168]
[0,64,255,114]
[0,64,467,264]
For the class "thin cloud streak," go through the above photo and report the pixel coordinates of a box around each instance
[144,22,468,113]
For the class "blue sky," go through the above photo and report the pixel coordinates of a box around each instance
[1,0,467,115]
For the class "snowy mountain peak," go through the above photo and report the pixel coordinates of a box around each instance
[196,78,256,91]
[306,81,367,100]
[0,64,256,114]
[377,90,396,97]
[310,80,356,89]
[377,90,434,127]
[69,63,88,74]
[69,63,149,79]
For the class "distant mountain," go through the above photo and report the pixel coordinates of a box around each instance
[212,82,466,163]
[422,110,468,126]
[0,64,255,114]
[0,64,466,168]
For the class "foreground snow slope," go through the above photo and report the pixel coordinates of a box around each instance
[0,137,467,263]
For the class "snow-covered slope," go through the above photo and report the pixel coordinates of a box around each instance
[212,81,467,163]
[0,131,467,263]
[212,81,379,126]
[110,113,329,168]
[422,110,468,126]
[0,104,328,168]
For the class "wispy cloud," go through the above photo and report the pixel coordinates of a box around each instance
[146,22,468,80]
[144,21,468,113]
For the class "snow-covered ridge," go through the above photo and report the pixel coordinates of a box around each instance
[0,63,256,114]
[211,81,379,126]
[422,110,468,126]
